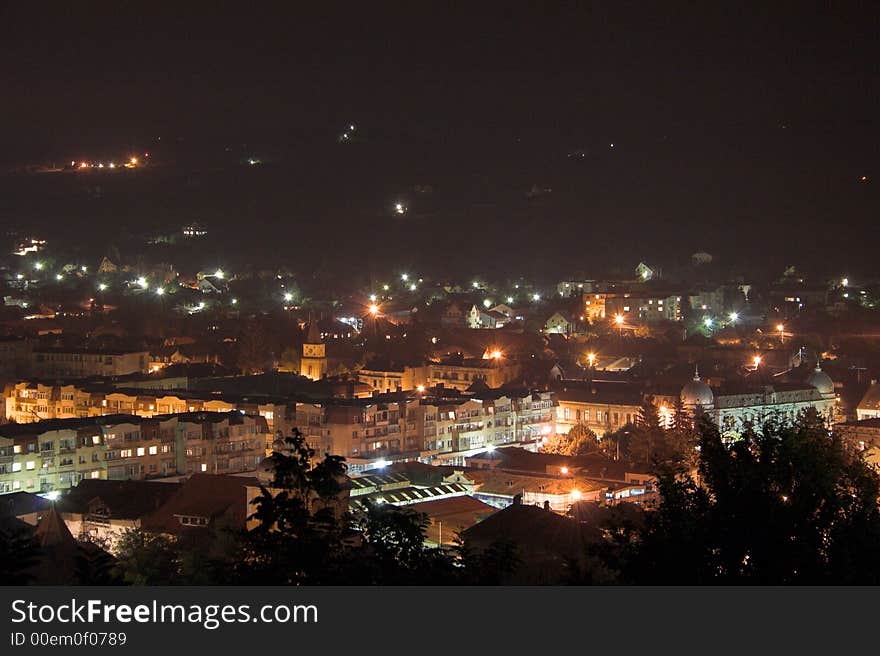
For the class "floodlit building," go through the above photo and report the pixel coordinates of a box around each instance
[680,365,837,438]
[300,320,327,380]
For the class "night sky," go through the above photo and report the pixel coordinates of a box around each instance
[0,3,876,281]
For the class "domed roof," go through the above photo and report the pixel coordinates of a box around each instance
[807,364,834,396]
[681,366,714,408]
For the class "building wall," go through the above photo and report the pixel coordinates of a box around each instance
[0,413,268,495]
[30,351,149,378]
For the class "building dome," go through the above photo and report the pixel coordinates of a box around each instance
[807,364,834,396]
[681,366,714,408]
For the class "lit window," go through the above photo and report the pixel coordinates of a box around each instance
[12,462,22,472]
[149,445,158,455]
[201,463,207,472]
[136,447,145,457]
[26,461,35,471]
[90,471,100,479]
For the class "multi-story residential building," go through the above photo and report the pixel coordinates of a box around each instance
[356,357,522,393]
[555,381,648,435]
[604,293,682,323]
[0,412,269,495]
[30,348,150,378]
[5,382,95,423]
[411,357,523,392]
[316,387,557,472]
[0,416,122,495]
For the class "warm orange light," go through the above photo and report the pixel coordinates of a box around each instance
[614,314,624,325]
[776,324,784,332]
[368,304,379,315]
[490,349,502,360]
[587,352,596,366]
[570,489,581,500]
[416,384,425,393]
[753,355,762,367]
[560,466,569,475]
[129,156,138,165]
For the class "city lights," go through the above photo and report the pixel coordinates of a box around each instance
[704,317,713,328]
[401,273,409,282]
[490,349,502,360]
[214,269,224,279]
[753,355,762,368]
[283,292,293,302]
[587,352,596,367]
[532,293,540,301]
[137,277,148,289]
[570,489,582,500]
[560,466,569,475]
[614,314,624,325]
[34,262,43,271]
[507,296,514,303]
[369,294,377,302]
[483,299,492,308]
[155,287,165,296]
[368,304,379,315]
[416,384,425,393]
[729,312,739,322]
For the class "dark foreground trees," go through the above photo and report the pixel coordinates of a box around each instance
[585,409,880,584]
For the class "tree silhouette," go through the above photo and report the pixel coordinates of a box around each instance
[592,409,880,583]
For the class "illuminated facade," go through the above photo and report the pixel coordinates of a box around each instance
[300,320,327,380]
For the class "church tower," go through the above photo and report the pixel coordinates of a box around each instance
[300,317,327,380]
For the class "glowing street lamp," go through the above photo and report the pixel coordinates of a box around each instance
[409,283,416,291]
[231,298,238,305]
[490,349,503,360]
[483,299,492,308]
[506,296,514,304]
[532,293,541,302]
[55,273,63,281]
[570,489,582,501]
[776,323,785,343]
[137,277,148,289]
[369,294,377,302]
[560,466,569,475]
[214,269,224,279]
[401,273,409,282]
[753,355,762,369]
[283,292,293,303]
[416,384,426,393]
[368,304,379,316]
[97,283,107,291]
[704,316,713,329]
[729,312,739,323]
[155,287,165,296]
[587,352,596,367]
[34,262,43,271]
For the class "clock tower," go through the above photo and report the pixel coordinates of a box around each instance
[300,317,327,380]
